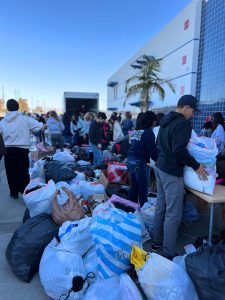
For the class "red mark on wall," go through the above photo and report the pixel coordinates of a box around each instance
[180,86,185,95]
[184,19,189,30]
[182,55,187,65]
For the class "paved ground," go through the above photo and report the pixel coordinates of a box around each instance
[0,160,50,300]
[0,158,213,299]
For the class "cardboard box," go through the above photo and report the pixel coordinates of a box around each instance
[214,205,225,231]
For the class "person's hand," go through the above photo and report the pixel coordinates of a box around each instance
[97,144,102,149]
[196,165,208,181]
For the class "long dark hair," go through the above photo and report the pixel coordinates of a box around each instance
[72,111,79,125]
[50,111,59,121]
[135,112,144,130]
[212,112,225,131]
[155,113,165,126]
[140,111,157,129]
[63,112,71,123]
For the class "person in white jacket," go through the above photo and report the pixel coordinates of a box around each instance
[211,112,225,153]
[0,99,44,199]
[110,115,124,142]
[70,112,85,146]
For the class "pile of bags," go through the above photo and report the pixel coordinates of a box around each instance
[184,137,218,195]
[6,148,212,300]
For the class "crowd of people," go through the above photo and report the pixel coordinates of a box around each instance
[0,96,225,260]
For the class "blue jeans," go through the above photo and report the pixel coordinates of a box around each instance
[63,135,72,145]
[89,143,103,167]
[127,159,148,207]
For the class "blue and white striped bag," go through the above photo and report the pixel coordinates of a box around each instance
[91,207,141,279]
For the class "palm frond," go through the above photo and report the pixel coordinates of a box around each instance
[124,54,175,108]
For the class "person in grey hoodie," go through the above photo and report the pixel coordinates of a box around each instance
[0,99,44,199]
[46,111,65,152]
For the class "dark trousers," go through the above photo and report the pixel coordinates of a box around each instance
[38,130,46,144]
[4,147,30,196]
[51,133,64,151]
[127,159,148,207]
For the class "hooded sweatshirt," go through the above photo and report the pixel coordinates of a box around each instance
[47,116,65,134]
[156,111,199,177]
[128,127,158,163]
[0,112,43,149]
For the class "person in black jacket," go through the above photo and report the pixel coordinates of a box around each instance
[152,95,208,260]
[127,111,158,207]
[89,112,107,167]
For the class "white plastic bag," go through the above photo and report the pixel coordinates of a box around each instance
[184,166,216,195]
[77,160,91,166]
[91,208,142,278]
[173,255,187,271]
[140,202,156,235]
[70,172,86,183]
[83,246,99,284]
[187,137,218,165]
[53,151,75,162]
[137,252,198,300]
[79,181,105,200]
[23,178,56,217]
[92,201,114,217]
[134,210,151,243]
[57,218,94,255]
[55,181,71,205]
[83,273,142,300]
[30,158,46,179]
[103,150,116,162]
[70,181,82,197]
[39,239,88,300]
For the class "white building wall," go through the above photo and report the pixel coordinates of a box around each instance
[107,0,202,112]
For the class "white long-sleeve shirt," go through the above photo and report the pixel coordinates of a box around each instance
[212,124,225,153]
[113,121,124,142]
[0,111,43,149]
[70,118,85,137]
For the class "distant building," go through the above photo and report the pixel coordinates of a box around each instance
[107,0,225,132]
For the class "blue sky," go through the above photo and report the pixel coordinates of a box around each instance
[0,0,190,111]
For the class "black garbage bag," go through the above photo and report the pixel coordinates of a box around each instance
[22,208,30,223]
[45,160,76,183]
[76,165,95,178]
[185,245,225,300]
[5,213,59,282]
[194,235,222,249]
[106,187,129,199]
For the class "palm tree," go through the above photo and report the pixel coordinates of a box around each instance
[125,55,175,112]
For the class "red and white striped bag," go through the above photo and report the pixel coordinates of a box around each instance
[107,162,128,184]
